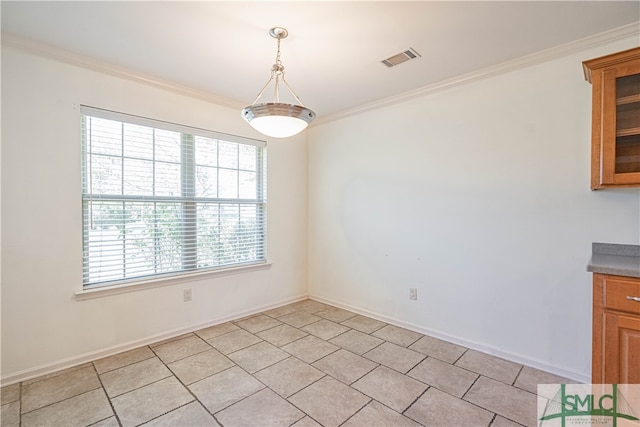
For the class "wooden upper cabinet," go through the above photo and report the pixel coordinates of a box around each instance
[584,47,640,189]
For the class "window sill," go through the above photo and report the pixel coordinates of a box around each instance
[75,261,272,301]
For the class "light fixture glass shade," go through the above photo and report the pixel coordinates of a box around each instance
[242,27,316,138]
[242,102,316,138]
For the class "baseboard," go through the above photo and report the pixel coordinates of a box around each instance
[309,294,590,384]
[4,293,590,386]
[0,294,308,386]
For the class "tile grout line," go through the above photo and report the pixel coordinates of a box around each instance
[150,343,237,426]
[452,346,469,365]
[351,395,428,427]
[205,334,265,357]
[338,315,388,336]
[236,325,283,336]
[91,362,122,426]
[335,396,373,427]
[309,349,380,387]
[458,374,516,421]
[18,381,23,427]
[94,348,156,376]
[401,384,431,418]
[208,379,265,425]
[18,384,104,419]
[279,373,329,422]
[326,325,356,342]
[259,353,328,399]
[166,335,216,363]
[148,332,197,350]
[405,334,424,348]
[17,363,94,388]
[359,345,425,377]
[404,356,481,398]
[135,400,199,427]
[460,372,483,401]
[511,364,525,386]
[404,353,428,375]
[359,338,386,355]
[494,413,527,427]
[448,354,512,384]
[488,412,498,427]
[249,376,314,427]
[107,374,173,402]
[185,363,236,389]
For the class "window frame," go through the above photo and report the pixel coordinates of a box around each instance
[79,106,268,293]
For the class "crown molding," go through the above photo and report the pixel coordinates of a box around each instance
[1,32,246,112]
[3,22,639,129]
[313,22,640,127]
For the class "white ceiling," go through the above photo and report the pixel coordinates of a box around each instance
[2,1,639,121]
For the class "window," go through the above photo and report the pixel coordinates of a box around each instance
[81,106,266,288]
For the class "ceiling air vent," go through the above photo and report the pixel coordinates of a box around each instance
[381,48,421,68]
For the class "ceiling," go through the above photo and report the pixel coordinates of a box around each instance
[2,1,639,122]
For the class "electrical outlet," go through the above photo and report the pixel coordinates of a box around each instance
[409,288,418,300]
[183,288,192,302]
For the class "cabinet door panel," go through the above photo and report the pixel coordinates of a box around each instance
[603,312,620,383]
[618,315,640,384]
[603,312,640,384]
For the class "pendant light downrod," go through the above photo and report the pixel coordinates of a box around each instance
[241,27,316,139]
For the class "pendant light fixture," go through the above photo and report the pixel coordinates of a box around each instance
[241,27,316,138]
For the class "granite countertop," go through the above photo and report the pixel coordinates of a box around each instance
[587,243,640,278]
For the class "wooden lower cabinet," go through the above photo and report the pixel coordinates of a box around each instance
[592,274,640,384]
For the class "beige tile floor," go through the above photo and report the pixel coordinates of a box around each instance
[0,299,570,427]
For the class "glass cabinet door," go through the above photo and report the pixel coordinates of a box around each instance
[586,47,640,188]
[613,73,640,175]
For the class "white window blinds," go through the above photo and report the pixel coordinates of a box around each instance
[81,106,267,288]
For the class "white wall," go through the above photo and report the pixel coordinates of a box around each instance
[308,36,640,382]
[1,46,308,381]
